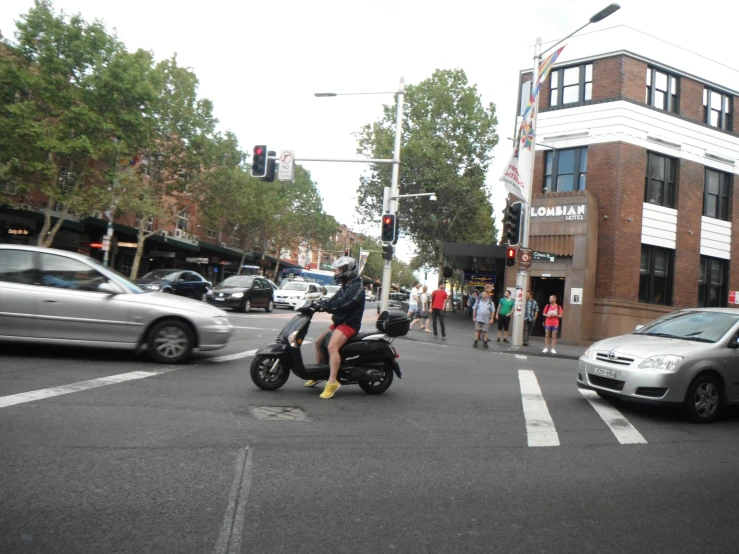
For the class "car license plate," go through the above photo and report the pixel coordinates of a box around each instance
[214,297,225,301]
[592,367,617,379]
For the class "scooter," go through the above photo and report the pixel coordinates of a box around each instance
[250,301,409,394]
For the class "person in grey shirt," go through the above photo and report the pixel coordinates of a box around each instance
[473,291,495,348]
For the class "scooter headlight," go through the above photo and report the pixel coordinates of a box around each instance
[288,331,302,347]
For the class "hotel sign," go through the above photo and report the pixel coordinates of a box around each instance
[531,204,586,221]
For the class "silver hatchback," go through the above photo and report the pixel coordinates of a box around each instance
[577,308,739,422]
[0,245,233,363]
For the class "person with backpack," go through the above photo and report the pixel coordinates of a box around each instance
[472,291,495,348]
[542,294,563,354]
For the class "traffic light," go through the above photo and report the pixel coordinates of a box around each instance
[380,214,396,243]
[506,247,517,267]
[263,150,276,182]
[344,248,350,256]
[250,145,267,178]
[504,201,523,246]
[382,244,394,261]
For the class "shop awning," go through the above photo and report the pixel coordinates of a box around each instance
[529,235,575,257]
[442,242,508,274]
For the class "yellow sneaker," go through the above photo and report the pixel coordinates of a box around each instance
[304,380,320,387]
[319,381,341,399]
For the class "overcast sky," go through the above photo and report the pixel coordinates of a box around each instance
[2,0,737,268]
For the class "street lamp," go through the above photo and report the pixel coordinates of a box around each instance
[314,79,406,313]
[510,3,620,348]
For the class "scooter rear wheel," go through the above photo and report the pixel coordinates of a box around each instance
[358,362,395,395]
[250,355,290,390]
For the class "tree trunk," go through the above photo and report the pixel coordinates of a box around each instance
[37,201,53,246]
[237,248,248,275]
[130,219,150,279]
[437,239,445,284]
[274,258,281,279]
[40,201,69,248]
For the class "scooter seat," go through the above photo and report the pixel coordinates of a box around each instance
[346,331,386,343]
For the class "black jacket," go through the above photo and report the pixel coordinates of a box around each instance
[325,276,365,331]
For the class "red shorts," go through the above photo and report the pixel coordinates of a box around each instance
[329,324,358,339]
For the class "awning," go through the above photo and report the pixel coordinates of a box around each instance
[442,242,508,274]
[529,235,575,257]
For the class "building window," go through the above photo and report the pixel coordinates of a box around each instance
[0,179,18,196]
[698,256,728,308]
[639,245,673,305]
[704,169,731,221]
[176,210,189,231]
[550,64,592,106]
[646,68,679,113]
[544,147,587,193]
[230,234,241,247]
[703,88,732,130]
[644,153,676,208]
[206,228,217,239]
[136,216,154,233]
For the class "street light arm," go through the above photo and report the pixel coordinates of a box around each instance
[539,3,620,58]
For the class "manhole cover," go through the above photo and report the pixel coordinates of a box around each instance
[249,406,310,421]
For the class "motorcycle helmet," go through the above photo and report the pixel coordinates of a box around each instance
[331,256,358,285]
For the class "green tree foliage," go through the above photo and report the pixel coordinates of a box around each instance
[355,69,499,276]
[0,0,124,246]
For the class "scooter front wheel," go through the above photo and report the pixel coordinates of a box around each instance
[250,355,290,390]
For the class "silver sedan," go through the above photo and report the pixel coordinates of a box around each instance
[577,308,739,423]
[0,245,233,363]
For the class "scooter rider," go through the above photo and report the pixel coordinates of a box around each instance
[306,256,365,399]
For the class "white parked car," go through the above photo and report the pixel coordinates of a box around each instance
[273,279,324,310]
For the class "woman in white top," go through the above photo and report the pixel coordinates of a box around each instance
[410,286,432,332]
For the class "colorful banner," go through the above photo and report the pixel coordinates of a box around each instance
[358,250,370,275]
[500,155,527,201]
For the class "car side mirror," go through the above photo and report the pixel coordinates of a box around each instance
[97,282,119,295]
[729,336,739,349]
[634,324,644,332]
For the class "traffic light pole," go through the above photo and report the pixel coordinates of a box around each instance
[379,78,405,314]
[510,37,541,348]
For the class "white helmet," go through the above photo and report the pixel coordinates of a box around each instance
[330,256,358,285]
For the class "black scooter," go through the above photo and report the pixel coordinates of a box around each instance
[250,301,409,394]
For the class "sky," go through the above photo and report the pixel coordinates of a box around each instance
[2,0,737,274]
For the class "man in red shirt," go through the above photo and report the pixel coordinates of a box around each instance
[430,282,449,340]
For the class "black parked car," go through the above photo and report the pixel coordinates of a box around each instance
[206,275,274,312]
[134,269,212,301]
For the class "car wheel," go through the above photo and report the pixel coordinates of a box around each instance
[683,374,723,423]
[265,300,274,313]
[358,362,395,395]
[243,299,251,313]
[147,319,194,364]
[161,288,172,294]
[201,290,209,301]
[250,355,290,390]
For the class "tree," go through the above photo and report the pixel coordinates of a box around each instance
[0,0,125,246]
[355,69,499,276]
[348,236,383,281]
[391,259,418,290]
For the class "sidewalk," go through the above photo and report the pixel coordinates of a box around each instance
[399,310,587,360]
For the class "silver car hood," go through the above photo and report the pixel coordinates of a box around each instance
[593,334,715,358]
[122,291,227,316]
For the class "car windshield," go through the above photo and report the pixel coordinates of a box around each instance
[280,282,307,291]
[221,276,254,288]
[635,310,739,343]
[141,269,180,281]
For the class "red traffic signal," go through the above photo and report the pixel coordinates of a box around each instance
[344,249,350,256]
[380,214,396,243]
[506,247,516,267]
[250,144,267,178]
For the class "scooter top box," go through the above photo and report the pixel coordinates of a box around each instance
[376,309,410,337]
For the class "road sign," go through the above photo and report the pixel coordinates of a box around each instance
[730,291,738,304]
[518,248,532,270]
[278,150,295,181]
[532,250,556,262]
[101,236,111,252]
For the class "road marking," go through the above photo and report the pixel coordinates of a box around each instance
[231,326,282,331]
[518,370,560,447]
[0,366,182,409]
[214,446,253,554]
[515,355,528,360]
[207,349,258,363]
[578,390,648,444]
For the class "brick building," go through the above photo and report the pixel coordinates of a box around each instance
[505,28,739,343]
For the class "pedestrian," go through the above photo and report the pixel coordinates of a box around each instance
[542,294,563,354]
[467,290,479,320]
[472,291,495,348]
[495,289,515,343]
[407,281,421,321]
[430,281,449,340]
[409,285,431,331]
[523,290,539,346]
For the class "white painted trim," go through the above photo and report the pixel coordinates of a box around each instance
[641,236,676,250]
[643,202,678,217]
[642,228,677,242]
[700,246,731,260]
[701,216,732,230]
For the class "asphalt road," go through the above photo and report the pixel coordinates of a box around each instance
[1,303,738,554]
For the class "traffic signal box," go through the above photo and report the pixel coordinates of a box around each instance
[382,244,394,261]
[381,214,396,243]
[250,145,267,178]
[503,201,523,246]
[506,247,517,267]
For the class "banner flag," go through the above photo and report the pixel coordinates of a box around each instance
[358,250,370,275]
